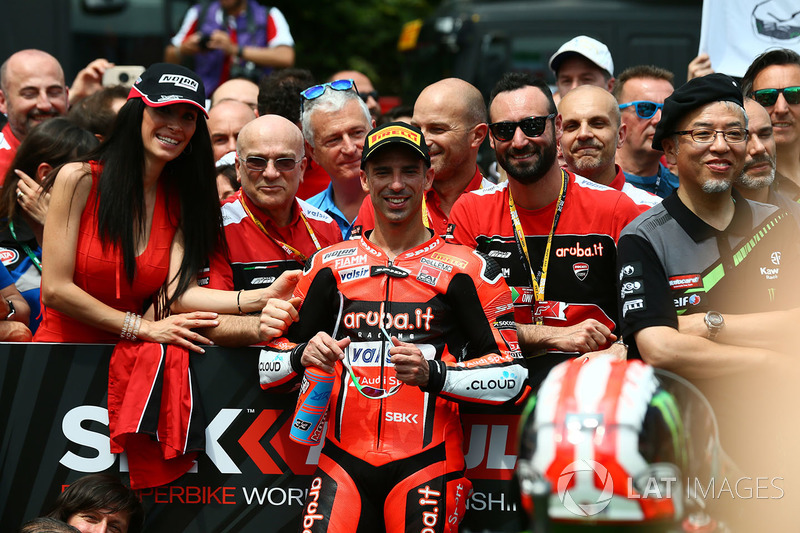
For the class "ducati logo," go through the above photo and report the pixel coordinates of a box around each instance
[573,262,589,281]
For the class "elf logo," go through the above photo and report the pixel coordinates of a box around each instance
[573,262,589,281]
[673,294,701,308]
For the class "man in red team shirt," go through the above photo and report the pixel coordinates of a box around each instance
[448,72,642,384]
[196,114,341,345]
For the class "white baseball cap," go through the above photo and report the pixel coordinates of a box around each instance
[549,35,614,76]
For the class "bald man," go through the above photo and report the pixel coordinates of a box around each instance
[330,70,380,121]
[197,115,341,345]
[558,85,659,208]
[355,78,492,236]
[207,98,257,161]
[0,49,69,181]
[210,78,260,113]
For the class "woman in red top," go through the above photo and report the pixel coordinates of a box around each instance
[34,64,293,350]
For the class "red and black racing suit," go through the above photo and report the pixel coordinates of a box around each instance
[259,233,528,532]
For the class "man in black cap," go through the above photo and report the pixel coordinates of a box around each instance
[616,74,800,519]
[257,122,527,532]
[617,72,800,374]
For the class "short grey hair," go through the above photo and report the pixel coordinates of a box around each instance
[300,88,371,147]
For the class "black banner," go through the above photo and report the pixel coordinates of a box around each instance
[0,343,523,532]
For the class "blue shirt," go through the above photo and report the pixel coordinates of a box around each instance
[623,163,679,199]
[306,183,357,240]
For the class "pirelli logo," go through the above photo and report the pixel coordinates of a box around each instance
[430,252,467,269]
[368,126,421,146]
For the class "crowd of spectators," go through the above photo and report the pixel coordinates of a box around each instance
[5,20,800,532]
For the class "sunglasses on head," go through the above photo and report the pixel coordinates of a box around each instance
[301,79,358,102]
[619,100,664,120]
[749,86,800,107]
[341,325,403,400]
[240,156,302,173]
[489,113,556,142]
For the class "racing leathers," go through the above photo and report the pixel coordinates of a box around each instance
[258,233,528,532]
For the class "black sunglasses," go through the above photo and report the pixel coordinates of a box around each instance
[749,86,800,107]
[489,114,556,141]
[360,90,379,103]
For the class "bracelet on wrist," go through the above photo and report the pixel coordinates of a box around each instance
[237,289,244,314]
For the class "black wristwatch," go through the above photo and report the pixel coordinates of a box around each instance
[5,299,15,321]
[704,311,724,340]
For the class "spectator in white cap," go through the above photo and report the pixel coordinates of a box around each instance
[549,35,615,99]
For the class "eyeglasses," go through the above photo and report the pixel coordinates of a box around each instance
[749,86,800,107]
[673,128,748,144]
[619,100,664,120]
[301,79,358,102]
[360,90,379,103]
[489,114,556,142]
[239,156,303,173]
[341,325,403,400]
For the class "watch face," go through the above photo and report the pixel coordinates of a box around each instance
[706,312,723,328]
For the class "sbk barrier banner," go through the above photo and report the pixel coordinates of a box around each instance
[0,343,525,532]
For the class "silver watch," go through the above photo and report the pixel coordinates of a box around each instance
[704,311,724,340]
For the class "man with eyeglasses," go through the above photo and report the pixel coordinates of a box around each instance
[742,48,800,199]
[617,73,800,374]
[302,79,375,239]
[258,122,527,532]
[196,114,341,346]
[612,65,678,198]
[616,75,800,512]
[558,84,660,208]
[448,72,642,385]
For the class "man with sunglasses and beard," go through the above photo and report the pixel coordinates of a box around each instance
[196,114,341,346]
[612,65,679,198]
[742,48,800,200]
[258,122,527,533]
[447,72,642,385]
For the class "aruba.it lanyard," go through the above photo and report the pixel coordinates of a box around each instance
[508,169,567,325]
[239,197,321,263]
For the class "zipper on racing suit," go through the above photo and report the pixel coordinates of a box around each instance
[374,259,393,449]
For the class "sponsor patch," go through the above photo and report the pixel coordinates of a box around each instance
[673,294,702,308]
[416,265,441,286]
[510,286,535,305]
[368,125,422,147]
[445,223,456,236]
[760,266,779,280]
[620,280,644,297]
[668,274,702,290]
[251,276,276,285]
[0,247,19,266]
[335,255,368,269]
[771,251,781,265]
[420,257,453,272]
[488,250,512,259]
[555,242,605,258]
[339,265,370,283]
[430,251,468,269]
[322,247,358,262]
[622,298,646,317]
[573,262,589,281]
[158,73,199,91]
[533,300,567,321]
[619,261,642,280]
[370,265,409,278]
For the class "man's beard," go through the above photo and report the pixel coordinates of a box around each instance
[701,178,733,194]
[736,155,776,190]
[496,134,558,185]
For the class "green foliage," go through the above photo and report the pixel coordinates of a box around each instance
[276,0,438,100]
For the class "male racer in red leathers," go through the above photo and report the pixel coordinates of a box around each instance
[259,122,528,533]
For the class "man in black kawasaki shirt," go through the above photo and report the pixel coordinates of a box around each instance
[617,75,800,524]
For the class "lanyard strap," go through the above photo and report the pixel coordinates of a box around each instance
[8,219,42,274]
[239,197,321,263]
[508,170,568,324]
[421,173,486,229]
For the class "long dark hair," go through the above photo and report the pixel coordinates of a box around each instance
[0,118,98,231]
[60,98,223,309]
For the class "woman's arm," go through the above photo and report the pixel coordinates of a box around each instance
[40,163,218,352]
[168,232,301,314]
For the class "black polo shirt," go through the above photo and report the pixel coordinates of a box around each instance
[617,190,800,358]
